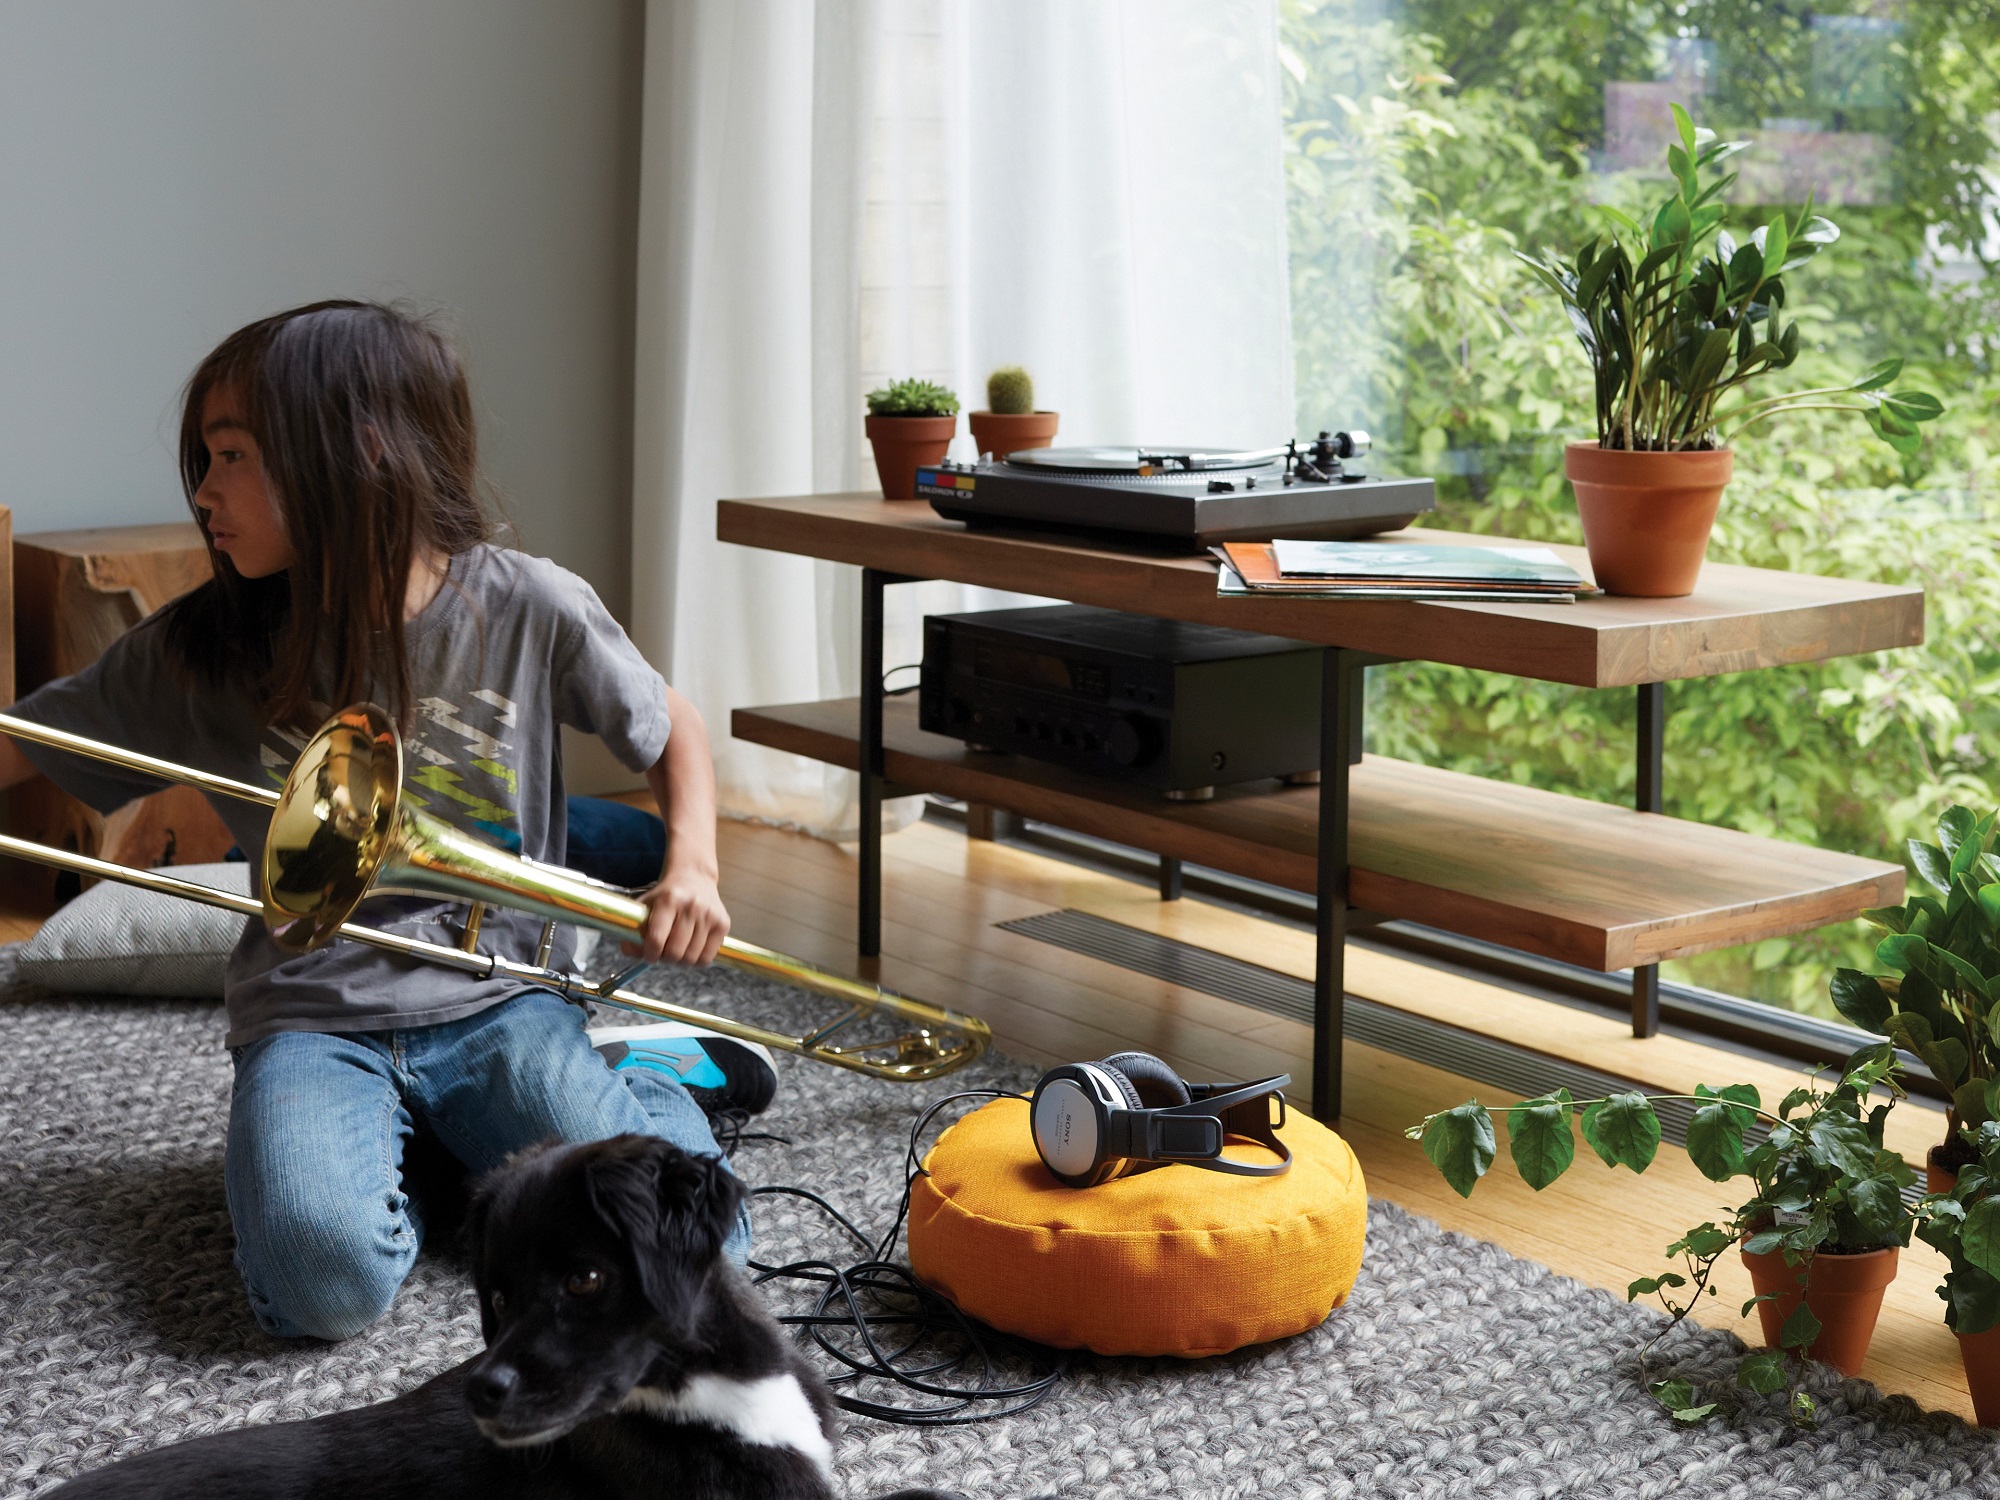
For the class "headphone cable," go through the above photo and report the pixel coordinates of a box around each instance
[739,1090,1067,1425]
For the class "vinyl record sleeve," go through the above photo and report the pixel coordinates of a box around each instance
[1267,539,1587,587]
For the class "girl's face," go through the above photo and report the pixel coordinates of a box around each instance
[193,386,296,578]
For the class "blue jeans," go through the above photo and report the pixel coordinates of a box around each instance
[225,989,747,1341]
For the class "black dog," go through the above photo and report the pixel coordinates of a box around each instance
[50,1136,965,1500]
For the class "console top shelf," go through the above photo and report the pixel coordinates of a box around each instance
[716,495,1924,689]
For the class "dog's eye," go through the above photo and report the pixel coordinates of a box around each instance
[564,1268,603,1297]
[489,1290,506,1318]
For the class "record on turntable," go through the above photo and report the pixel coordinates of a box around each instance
[915,433,1434,550]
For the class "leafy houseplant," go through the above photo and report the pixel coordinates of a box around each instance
[1918,1119,2000,1425]
[967,365,1059,466]
[1520,103,1943,597]
[865,378,960,500]
[1412,1045,1914,1426]
[1830,805,2000,1190]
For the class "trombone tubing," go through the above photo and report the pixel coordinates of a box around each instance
[0,832,988,1082]
[0,711,279,808]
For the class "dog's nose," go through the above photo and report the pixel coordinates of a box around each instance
[465,1362,521,1418]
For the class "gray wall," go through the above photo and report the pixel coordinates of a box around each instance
[0,0,645,621]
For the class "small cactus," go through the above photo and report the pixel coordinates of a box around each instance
[986,366,1034,415]
[866,378,959,418]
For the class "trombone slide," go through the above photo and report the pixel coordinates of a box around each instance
[0,708,990,1082]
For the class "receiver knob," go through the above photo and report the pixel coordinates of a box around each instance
[1104,716,1145,766]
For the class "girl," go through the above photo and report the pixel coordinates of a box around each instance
[0,300,758,1341]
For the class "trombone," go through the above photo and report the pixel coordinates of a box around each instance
[0,705,989,1082]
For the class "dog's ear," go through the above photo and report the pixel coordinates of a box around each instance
[465,1140,568,1342]
[464,1184,498,1341]
[655,1145,746,1267]
[584,1136,743,1321]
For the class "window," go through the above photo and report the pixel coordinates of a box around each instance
[1281,0,2000,1021]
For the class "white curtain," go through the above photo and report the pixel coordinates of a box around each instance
[631,0,1293,838]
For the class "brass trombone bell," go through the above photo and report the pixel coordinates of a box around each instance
[0,705,990,1083]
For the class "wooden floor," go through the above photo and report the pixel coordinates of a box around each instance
[714,812,1976,1422]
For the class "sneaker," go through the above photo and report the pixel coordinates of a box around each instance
[589,1020,778,1118]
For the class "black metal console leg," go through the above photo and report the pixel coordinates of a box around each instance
[1159,856,1183,902]
[859,569,888,958]
[1632,681,1665,1037]
[856,569,923,958]
[1313,649,1365,1122]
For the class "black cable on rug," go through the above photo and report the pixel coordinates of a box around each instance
[742,1090,1068,1426]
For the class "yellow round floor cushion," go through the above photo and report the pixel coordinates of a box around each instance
[906,1096,1367,1357]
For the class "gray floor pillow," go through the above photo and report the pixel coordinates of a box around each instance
[17,861,249,997]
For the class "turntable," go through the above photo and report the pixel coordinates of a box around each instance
[915,432,1434,550]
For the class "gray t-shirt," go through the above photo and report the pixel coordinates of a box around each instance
[12,543,670,1047]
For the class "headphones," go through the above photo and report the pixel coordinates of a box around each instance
[1028,1051,1292,1188]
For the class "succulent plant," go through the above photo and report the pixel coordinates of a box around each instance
[866,378,960,419]
[985,366,1035,415]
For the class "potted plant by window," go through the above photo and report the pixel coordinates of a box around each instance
[1518,104,1942,597]
[1413,1043,1914,1426]
[1918,1119,2000,1424]
[1830,805,2000,1194]
[967,365,1059,465]
[865,378,960,500]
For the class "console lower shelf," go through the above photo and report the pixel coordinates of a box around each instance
[733,697,1904,973]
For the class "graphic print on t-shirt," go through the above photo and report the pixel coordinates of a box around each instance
[408,690,524,851]
[253,689,524,853]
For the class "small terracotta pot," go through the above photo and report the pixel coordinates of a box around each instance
[1740,1241,1898,1377]
[866,414,957,500]
[1958,1324,2000,1426]
[967,410,1060,465]
[1564,441,1732,597]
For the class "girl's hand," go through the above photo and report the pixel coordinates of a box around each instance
[631,865,731,967]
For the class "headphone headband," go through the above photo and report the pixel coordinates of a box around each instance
[1029,1059,1292,1188]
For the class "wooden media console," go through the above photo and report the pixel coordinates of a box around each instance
[719,493,1922,1118]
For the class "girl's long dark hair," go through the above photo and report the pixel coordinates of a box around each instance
[164,300,493,730]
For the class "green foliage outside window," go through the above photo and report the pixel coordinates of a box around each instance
[1281,0,2000,1018]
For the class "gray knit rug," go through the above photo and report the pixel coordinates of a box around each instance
[4,952,2000,1499]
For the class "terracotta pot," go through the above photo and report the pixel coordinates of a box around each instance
[1959,1324,2000,1426]
[1564,441,1733,598]
[1740,1241,1898,1377]
[1929,1140,1962,1197]
[967,410,1060,465]
[865,414,957,500]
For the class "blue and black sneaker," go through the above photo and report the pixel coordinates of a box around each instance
[588,1020,779,1118]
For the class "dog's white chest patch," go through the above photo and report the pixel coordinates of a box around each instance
[623,1373,832,1474]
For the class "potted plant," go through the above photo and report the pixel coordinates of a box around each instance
[1412,1042,1914,1426]
[865,378,960,500]
[1830,805,2000,1192]
[967,366,1059,465]
[1518,103,1942,597]
[1918,1118,2000,1424]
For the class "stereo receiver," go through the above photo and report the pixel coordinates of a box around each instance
[918,605,1335,797]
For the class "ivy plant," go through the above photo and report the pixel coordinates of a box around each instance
[1516,104,1942,453]
[1831,806,2000,1161]
[1919,1119,2000,1339]
[1410,1045,1914,1426]
[865,378,960,419]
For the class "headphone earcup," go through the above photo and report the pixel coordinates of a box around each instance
[1097,1051,1192,1110]
[1087,1058,1146,1112]
[1032,1064,1127,1188]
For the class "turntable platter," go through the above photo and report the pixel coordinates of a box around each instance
[1002,445,1286,475]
